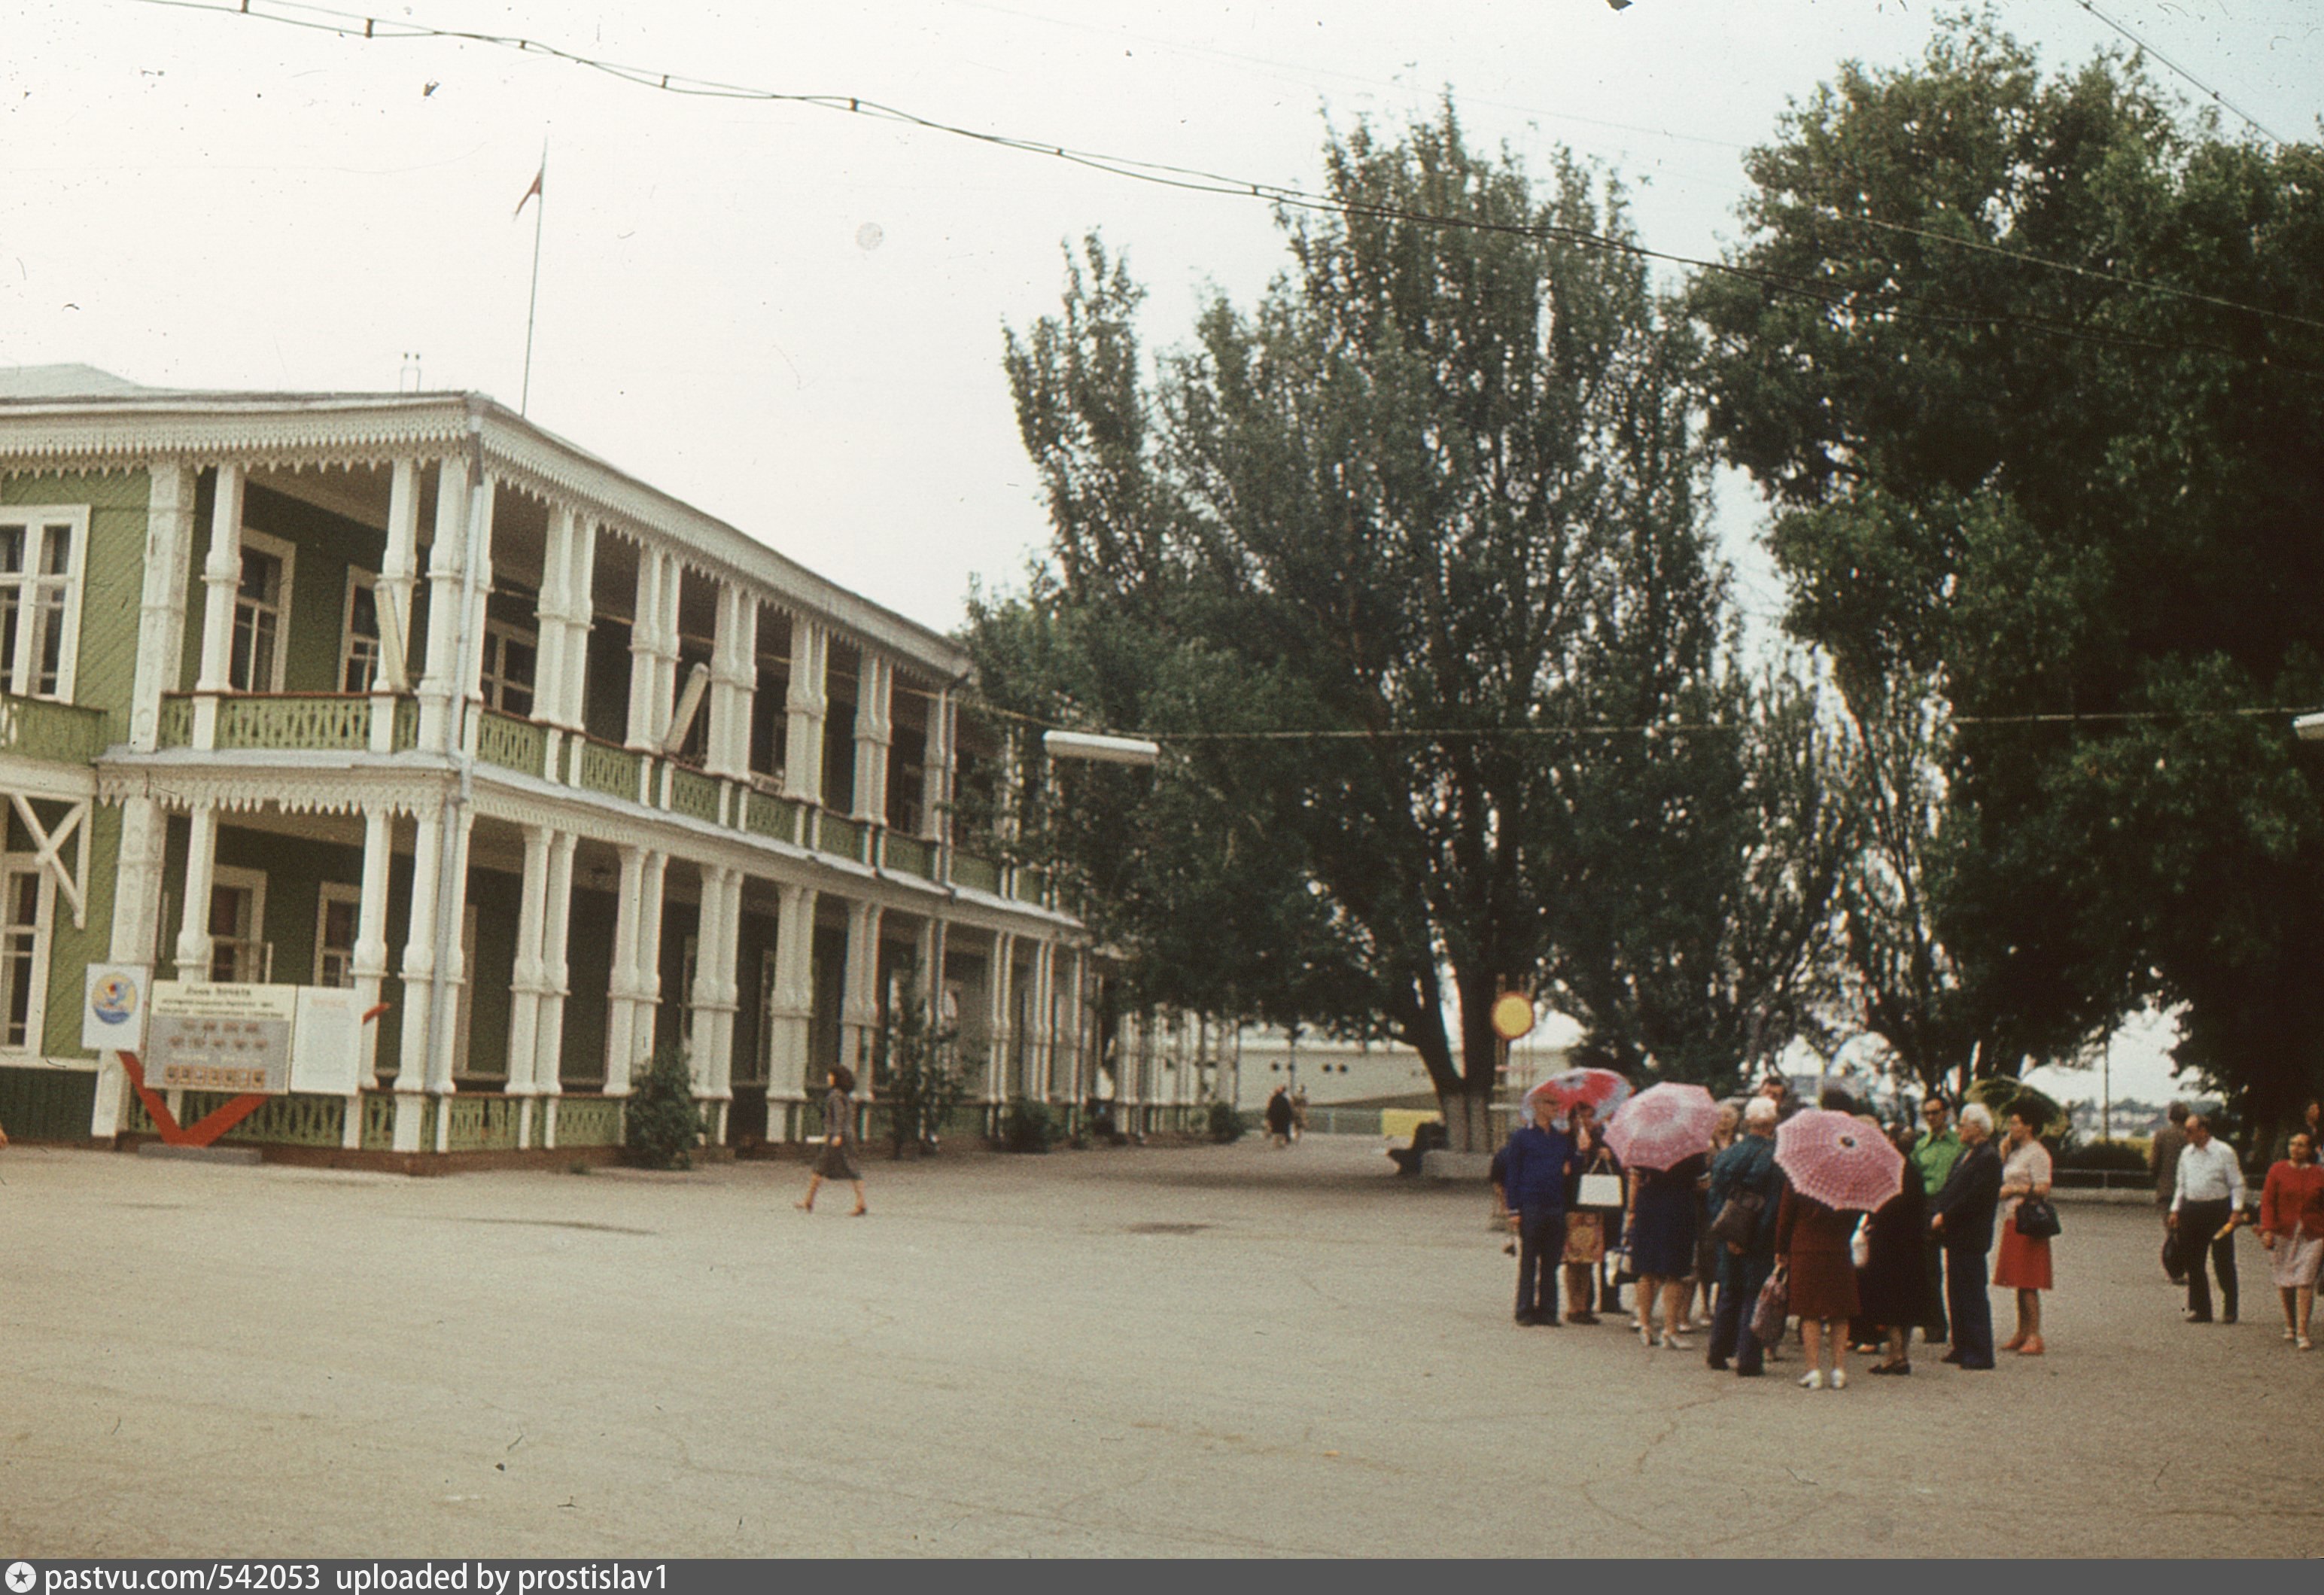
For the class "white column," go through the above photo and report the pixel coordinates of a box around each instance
[627,548,678,751]
[172,807,220,977]
[840,897,882,1076]
[634,849,669,1073]
[535,829,578,1145]
[95,796,170,1138]
[505,824,554,1128]
[130,461,196,753]
[853,653,893,825]
[987,931,1016,1105]
[692,863,741,1142]
[371,458,421,751]
[552,517,598,782]
[604,844,646,1094]
[1027,939,1057,1101]
[1056,947,1084,1108]
[782,617,828,807]
[351,808,396,1090]
[455,477,497,760]
[707,586,757,781]
[713,866,744,1110]
[689,863,725,1094]
[922,686,954,847]
[413,465,469,753]
[425,806,476,1113]
[765,882,817,1134]
[392,800,443,1151]
[191,464,245,750]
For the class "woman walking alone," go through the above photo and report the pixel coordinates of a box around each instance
[1994,1105,2055,1354]
[798,1065,868,1216]
[2259,1131,2324,1349]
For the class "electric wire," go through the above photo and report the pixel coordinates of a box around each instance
[131,0,2324,376]
[2073,0,2295,148]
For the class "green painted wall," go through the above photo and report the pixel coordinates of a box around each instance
[2,470,148,737]
[561,885,615,1085]
[0,1064,97,1140]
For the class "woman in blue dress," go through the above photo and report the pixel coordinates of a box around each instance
[1627,1152,1709,1349]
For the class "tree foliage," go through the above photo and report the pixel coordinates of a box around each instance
[1693,18,2324,1118]
[972,108,1849,1143]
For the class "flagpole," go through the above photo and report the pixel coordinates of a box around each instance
[520,140,547,416]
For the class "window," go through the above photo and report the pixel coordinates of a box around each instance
[481,621,537,717]
[0,863,48,1049]
[207,867,269,982]
[747,948,777,1085]
[315,884,360,988]
[340,571,382,693]
[230,531,295,692]
[0,507,88,702]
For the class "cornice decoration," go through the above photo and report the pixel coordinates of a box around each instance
[96,763,450,817]
[0,400,468,473]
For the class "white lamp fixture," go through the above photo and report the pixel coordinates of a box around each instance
[1043,729,1162,767]
[2296,712,2324,743]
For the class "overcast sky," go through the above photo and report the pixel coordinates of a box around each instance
[9,0,2318,1103]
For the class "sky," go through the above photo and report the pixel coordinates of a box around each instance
[8,0,2319,1101]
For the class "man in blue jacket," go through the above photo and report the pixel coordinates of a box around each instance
[1494,1091,1579,1326]
[1705,1094,1784,1374]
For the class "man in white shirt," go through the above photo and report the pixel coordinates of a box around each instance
[2169,1113,2248,1324]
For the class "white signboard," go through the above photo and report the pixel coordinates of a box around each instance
[82,963,151,1053]
[290,987,364,1096]
[146,981,298,1094]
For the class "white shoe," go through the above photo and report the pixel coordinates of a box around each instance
[2300,1336,2315,1351]
[1660,1332,1693,1351]
[1638,1323,1654,1347]
[1830,1369,1848,1390]
[1797,1370,1825,1390]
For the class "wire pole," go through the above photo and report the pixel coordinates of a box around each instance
[519,140,547,415]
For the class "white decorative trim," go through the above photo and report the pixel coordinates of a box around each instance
[96,754,453,818]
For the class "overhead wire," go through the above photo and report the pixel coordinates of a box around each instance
[2073,0,2295,147]
[130,0,2324,377]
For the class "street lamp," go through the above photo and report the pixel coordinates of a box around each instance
[2296,712,2324,742]
[1042,729,1162,766]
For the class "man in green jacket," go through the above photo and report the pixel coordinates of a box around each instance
[1911,1096,1964,1344]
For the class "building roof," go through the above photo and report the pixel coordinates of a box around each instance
[0,367,969,677]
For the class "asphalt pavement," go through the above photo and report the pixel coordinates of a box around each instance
[2,1134,2315,1557]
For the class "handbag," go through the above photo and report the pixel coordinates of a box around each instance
[2015,1197,2062,1240]
[1576,1171,1624,1210]
[1750,1267,1790,1345]
[1848,1214,1871,1271]
[1709,1189,1764,1251]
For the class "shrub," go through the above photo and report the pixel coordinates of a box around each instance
[871,973,973,1159]
[2056,1138,2147,1173]
[1967,1076,2066,1139]
[1206,1099,1248,1144]
[1002,1097,1059,1153]
[625,1045,704,1170]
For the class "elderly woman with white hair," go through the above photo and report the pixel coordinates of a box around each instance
[1705,1094,1785,1377]
[1929,1100,2006,1369]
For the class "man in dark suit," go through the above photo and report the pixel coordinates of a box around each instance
[1930,1100,2005,1369]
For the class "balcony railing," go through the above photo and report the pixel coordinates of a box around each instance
[135,692,1033,901]
[0,692,108,765]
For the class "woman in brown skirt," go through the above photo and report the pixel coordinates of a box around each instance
[798,1064,868,1216]
[1777,1184,1861,1390]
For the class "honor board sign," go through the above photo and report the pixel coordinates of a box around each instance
[145,981,297,1094]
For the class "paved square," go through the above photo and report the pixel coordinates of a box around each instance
[2,1137,2315,1557]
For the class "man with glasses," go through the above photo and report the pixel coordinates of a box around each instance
[1910,1096,1964,1347]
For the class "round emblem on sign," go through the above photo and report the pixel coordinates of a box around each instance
[91,974,139,1025]
[1490,992,1535,1041]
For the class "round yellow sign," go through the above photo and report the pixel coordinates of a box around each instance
[1490,992,1535,1042]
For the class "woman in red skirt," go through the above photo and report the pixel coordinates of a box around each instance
[1994,1104,2055,1354]
[1777,1184,1861,1390]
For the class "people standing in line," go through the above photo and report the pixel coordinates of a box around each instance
[1860,1122,1937,1375]
[1705,1096,1784,1377]
[2151,1102,2192,1283]
[2170,1112,2248,1325]
[1776,1182,1861,1390]
[1909,1096,1964,1349]
[1495,1089,1579,1326]
[1563,1103,1620,1324]
[1264,1086,1294,1149]
[796,1065,868,1216]
[2258,1130,2324,1350]
[1930,1101,2005,1369]
[1994,1105,2056,1356]
[1628,1150,1710,1350]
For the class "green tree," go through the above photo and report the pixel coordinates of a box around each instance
[871,961,972,1159]
[973,108,1846,1144]
[1693,19,2324,1127]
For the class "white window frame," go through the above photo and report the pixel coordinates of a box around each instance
[0,505,90,703]
[339,568,382,695]
[480,619,538,717]
[0,856,55,1053]
[230,529,297,694]
[314,881,361,989]
[208,865,269,983]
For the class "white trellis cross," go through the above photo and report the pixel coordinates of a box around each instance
[10,793,90,929]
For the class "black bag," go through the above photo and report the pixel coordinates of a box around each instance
[2015,1198,2062,1240]
[1708,1189,1766,1252]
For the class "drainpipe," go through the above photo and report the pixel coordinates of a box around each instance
[421,398,490,1140]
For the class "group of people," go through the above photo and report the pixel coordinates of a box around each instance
[1492,1076,2062,1389]
[1264,1085,1309,1148]
[1496,1078,2324,1382]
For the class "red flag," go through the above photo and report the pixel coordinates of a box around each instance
[514,159,544,220]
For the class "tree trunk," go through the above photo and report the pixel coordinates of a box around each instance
[1439,1085,1499,1154]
